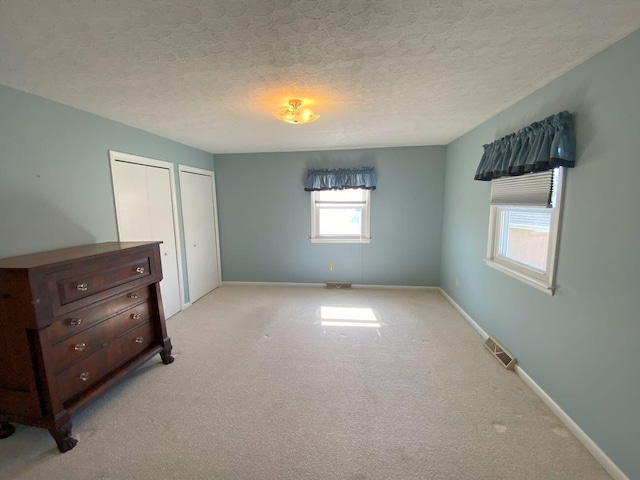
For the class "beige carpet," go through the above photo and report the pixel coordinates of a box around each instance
[0,286,611,479]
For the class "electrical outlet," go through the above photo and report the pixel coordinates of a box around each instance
[454,277,459,286]
[328,263,333,271]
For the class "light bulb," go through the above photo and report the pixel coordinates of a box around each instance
[272,99,320,124]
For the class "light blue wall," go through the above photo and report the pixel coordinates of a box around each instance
[441,30,640,478]
[3,27,637,474]
[215,147,445,285]
[0,84,214,301]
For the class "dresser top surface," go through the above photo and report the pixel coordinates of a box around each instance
[0,242,161,270]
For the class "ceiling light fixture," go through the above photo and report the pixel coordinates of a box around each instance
[272,99,319,124]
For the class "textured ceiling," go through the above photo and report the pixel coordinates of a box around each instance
[1,1,639,154]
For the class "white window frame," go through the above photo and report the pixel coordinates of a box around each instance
[310,189,371,244]
[485,168,565,295]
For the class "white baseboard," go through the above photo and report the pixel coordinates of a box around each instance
[515,366,629,480]
[352,284,439,290]
[181,302,192,310]
[222,281,324,287]
[438,288,629,480]
[222,281,438,290]
[438,288,488,340]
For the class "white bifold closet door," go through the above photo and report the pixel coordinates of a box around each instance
[179,166,220,304]
[110,156,182,319]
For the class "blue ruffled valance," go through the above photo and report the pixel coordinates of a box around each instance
[304,167,377,191]
[474,111,576,181]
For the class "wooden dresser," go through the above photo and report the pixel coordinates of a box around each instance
[0,242,173,452]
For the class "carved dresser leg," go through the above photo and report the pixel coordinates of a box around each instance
[0,422,16,439]
[49,417,78,453]
[160,349,175,365]
[160,338,174,365]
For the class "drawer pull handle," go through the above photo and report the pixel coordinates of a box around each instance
[131,313,141,320]
[74,343,87,351]
[135,336,144,344]
[135,266,145,274]
[79,372,90,382]
[75,283,88,292]
[68,318,83,326]
[128,293,139,299]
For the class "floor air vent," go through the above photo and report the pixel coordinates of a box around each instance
[484,336,516,370]
[325,281,352,289]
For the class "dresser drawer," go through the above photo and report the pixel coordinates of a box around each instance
[56,321,156,402]
[48,286,151,344]
[0,242,171,453]
[47,249,158,316]
[51,301,152,373]
[56,256,150,305]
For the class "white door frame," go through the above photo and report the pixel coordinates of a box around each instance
[109,150,187,310]
[178,164,222,290]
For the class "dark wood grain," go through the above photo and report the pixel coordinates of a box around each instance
[0,242,173,452]
[0,242,160,269]
[47,285,151,344]
[54,255,150,306]
[51,302,151,373]
[56,321,155,401]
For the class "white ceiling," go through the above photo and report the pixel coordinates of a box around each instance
[1,1,639,154]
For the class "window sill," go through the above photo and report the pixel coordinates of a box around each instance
[485,259,555,296]
[311,237,371,244]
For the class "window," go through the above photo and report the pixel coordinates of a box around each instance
[486,168,564,294]
[310,188,370,243]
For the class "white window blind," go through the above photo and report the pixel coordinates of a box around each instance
[490,170,556,207]
[310,189,371,243]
